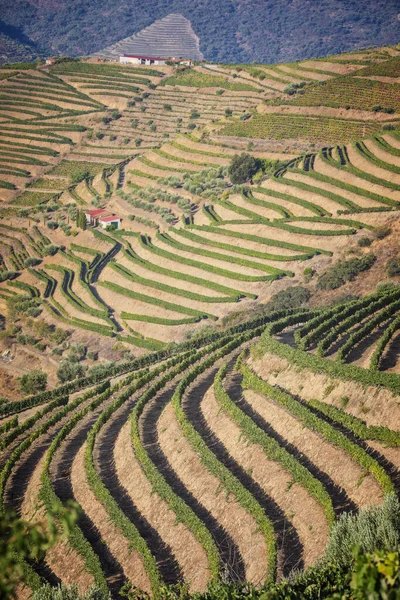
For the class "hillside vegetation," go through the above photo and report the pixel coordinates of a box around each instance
[0,45,400,599]
[1,1,400,63]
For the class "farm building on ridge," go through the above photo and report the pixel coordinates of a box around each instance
[120,54,167,65]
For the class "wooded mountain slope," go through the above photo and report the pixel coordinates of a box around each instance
[0,0,400,63]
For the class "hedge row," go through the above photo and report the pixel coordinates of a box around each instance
[277,172,359,211]
[0,383,106,508]
[336,298,400,363]
[215,363,335,527]
[61,250,112,315]
[7,280,40,297]
[111,262,237,304]
[171,341,277,584]
[296,289,400,350]
[121,239,254,298]
[243,190,294,219]
[154,148,217,167]
[156,231,291,277]
[130,343,234,582]
[98,280,217,321]
[306,398,400,447]
[189,224,329,256]
[121,312,201,326]
[0,395,69,450]
[217,198,270,224]
[116,333,165,351]
[38,383,113,592]
[140,234,276,282]
[6,309,307,418]
[241,366,394,494]
[255,184,330,217]
[373,135,400,158]
[0,415,18,435]
[43,299,116,339]
[172,226,310,262]
[320,147,400,192]
[354,141,400,176]
[83,364,184,595]
[46,264,113,326]
[317,292,400,357]
[202,204,222,223]
[370,314,400,371]
[256,327,400,395]
[297,164,400,209]
[90,230,120,282]
[219,198,356,237]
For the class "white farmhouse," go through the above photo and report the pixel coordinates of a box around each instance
[120,54,167,66]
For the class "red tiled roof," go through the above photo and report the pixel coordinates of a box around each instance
[99,215,121,223]
[85,209,106,216]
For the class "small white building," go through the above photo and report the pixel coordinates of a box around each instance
[99,215,121,229]
[120,54,167,66]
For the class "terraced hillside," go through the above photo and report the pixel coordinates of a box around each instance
[0,48,399,369]
[1,47,400,597]
[1,290,400,598]
[92,13,204,61]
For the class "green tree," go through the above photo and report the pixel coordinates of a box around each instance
[57,360,85,383]
[228,153,260,184]
[0,507,78,600]
[20,369,47,394]
[76,210,87,230]
[386,257,400,278]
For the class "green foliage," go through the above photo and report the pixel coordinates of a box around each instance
[20,369,47,394]
[57,360,86,383]
[317,254,375,290]
[228,153,260,184]
[323,494,400,567]
[358,236,372,247]
[386,258,400,278]
[241,365,394,494]
[215,362,335,526]
[32,583,111,600]
[220,114,381,144]
[264,286,311,312]
[0,507,78,600]
[76,210,87,230]
[160,70,259,92]
[375,225,392,240]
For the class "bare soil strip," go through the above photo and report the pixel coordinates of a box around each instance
[313,154,400,202]
[72,444,151,593]
[114,421,210,592]
[243,389,383,509]
[346,144,400,187]
[158,400,269,586]
[200,378,328,569]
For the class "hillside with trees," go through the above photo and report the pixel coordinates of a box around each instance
[0,1,399,63]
